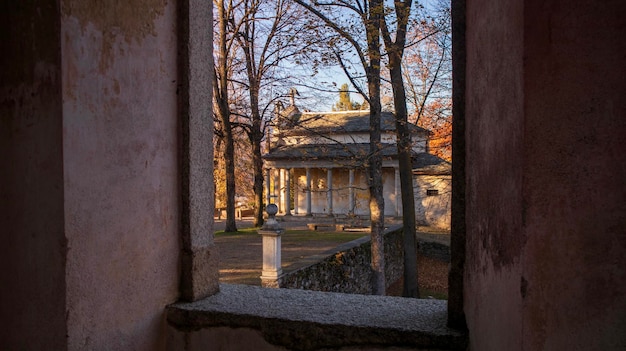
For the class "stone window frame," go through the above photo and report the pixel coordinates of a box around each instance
[178,0,220,301]
[176,0,467,333]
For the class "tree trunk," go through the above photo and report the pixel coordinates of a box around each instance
[291,0,387,294]
[379,0,419,297]
[366,0,385,295]
[250,93,265,228]
[389,55,420,298]
[252,132,264,227]
[222,120,238,232]
[217,0,237,233]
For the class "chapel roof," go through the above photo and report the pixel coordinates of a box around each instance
[264,143,449,174]
[263,143,399,162]
[412,153,451,175]
[276,110,428,136]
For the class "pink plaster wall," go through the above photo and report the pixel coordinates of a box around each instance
[61,0,180,349]
[464,1,525,349]
[465,0,626,350]
[521,1,626,349]
[0,2,68,349]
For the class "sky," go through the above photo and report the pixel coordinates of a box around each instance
[283,0,446,112]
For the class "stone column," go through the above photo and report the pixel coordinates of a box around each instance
[259,204,283,288]
[326,168,333,216]
[348,169,355,216]
[284,168,292,216]
[273,168,280,207]
[293,169,299,215]
[265,168,271,206]
[305,167,312,216]
[395,167,401,216]
[279,168,285,214]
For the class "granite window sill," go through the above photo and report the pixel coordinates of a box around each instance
[167,284,467,350]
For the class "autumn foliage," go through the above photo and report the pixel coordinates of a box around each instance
[401,8,452,162]
[415,100,452,162]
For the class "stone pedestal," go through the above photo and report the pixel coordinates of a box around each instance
[259,204,283,287]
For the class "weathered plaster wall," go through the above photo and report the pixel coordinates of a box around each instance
[293,168,370,215]
[292,168,400,216]
[382,168,400,216]
[520,1,626,349]
[414,175,451,229]
[349,169,369,215]
[310,168,332,213]
[328,169,350,214]
[465,0,626,350]
[61,0,180,349]
[464,0,525,349]
[0,2,67,349]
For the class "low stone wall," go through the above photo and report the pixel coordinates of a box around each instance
[418,239,450,262]
[276,225,404,294]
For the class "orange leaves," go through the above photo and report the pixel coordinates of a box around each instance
[416,100,452,162]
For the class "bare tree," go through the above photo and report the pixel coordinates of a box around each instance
[377,1,450,296]
[231,0,315,227]
[403,3,452,161]
[214,0,244,232]
[380,0,418,298]
[380,0,438,298]
[293,0,386,295]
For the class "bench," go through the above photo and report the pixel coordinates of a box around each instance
[307,223,343,231]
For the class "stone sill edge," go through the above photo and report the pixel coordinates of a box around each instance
[167,284,467,351]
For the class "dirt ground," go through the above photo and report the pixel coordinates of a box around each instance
[215,220,449,298]
[386,254,449,298]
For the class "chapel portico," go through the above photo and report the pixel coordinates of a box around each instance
[264,162,404,218]
[263,109,430,219]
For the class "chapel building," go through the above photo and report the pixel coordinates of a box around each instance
[263,106,451,228]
